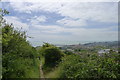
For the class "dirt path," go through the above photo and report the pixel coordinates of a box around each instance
[40,61,45,80]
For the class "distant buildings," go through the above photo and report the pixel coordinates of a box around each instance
[98,49,111,56]
[66,49,74,53]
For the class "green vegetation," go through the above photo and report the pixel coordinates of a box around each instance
[38,43,64,74]
[37,42,119,79]
[2,24,40,78]
[1,6,119,79]
[58,52,119,78]
[44,46,63,67]
[1,8,40,78]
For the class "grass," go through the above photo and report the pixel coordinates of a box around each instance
[26,58,40,78]
[44,66,61,78]
[40,55,62,78]
[40,56,45,65]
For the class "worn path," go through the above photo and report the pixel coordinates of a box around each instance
[40,60,45,80]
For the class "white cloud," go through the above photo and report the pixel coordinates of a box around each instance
[36,16,47,22]
[3,15,117,45]
[27,24,118,46]
[57,18,87,27]
[32,24,65,33]
[4,16,29,30]
[2,1,118,46]
[30,24,118,40]
[9,2,62,13]
[2,0,120,2]
[57,2,118,23]
[8,2,118,27]
[28,15,47,24]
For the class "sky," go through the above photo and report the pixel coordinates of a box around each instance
[1,0,118,46]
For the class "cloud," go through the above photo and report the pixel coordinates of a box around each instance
[36,16,47,22]
[30,24,118,39]
[32,24,65,33]
[2,0,119,2]
[8,2,118,27]
[9,2,62,13]
[2,1,118,46]
[27,24,118,46]
[28,15,47,24]
[57,18,87,27]
[4,16,29,30]
[57,2,118,23]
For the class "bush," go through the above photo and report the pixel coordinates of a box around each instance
[44,46,64,67]
[2,25,38,78]
[59,52,120,78]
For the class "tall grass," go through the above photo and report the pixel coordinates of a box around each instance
[26,59,40,78]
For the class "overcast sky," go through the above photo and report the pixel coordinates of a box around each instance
[1,0,118,46]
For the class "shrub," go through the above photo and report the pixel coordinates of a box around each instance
[59,52,120,78]
[44,46,64,67]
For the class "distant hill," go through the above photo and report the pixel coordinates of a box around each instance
[60,41,118,50]
[83,41,118,47]
[35,41,118,50]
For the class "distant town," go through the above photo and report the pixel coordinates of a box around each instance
[45,41,118,56]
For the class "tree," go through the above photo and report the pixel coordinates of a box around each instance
[2,24,39,78]
[44,46,63,67]
[2,16,38,78]
[39,43,64,67]
[0,6,9,79]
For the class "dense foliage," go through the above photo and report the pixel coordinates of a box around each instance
[2,23,39,78]
[44,46,63,67]
[38,43,64,67]
[58,52,120,78]
[0,6,40,78]
[0,7,10,78]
